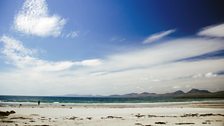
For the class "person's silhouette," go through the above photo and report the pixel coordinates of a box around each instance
[38,101,40,106]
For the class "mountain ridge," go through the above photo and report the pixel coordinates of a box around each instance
[108,89,224,98]
[64,89,224,98]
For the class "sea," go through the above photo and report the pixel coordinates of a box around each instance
[0,95,222,104]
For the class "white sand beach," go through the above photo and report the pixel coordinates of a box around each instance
[0,101,224,126]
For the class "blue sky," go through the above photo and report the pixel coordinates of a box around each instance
[0,0,224,95]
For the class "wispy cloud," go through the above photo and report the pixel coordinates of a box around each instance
[143,29,176,44]
[14,0,66,37]
[108,37,224,72]
[1,35,224,95]
[197,23,224,37]
[1,22,224,95]
[65,31,79,38]
[0,36,102,72]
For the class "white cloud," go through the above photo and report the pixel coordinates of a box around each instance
[14,0,66,37]
[205,72,217,78]
[80,59,102,66]
[197,23,224,37]
[0,36,102,72]
[143,29,176,44]
[2,21,224,95]
[192,72,217,78]
[106,37,224,71]
[1,35,224,95]
[65,31,79,38]
[172,86,180,89]
[192,73,203,79]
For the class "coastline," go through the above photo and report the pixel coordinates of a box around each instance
[1,99,224,108]
[0,100,224,126]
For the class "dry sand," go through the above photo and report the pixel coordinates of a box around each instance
[0,101,224,126]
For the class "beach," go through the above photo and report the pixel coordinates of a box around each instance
[0,101,224,126]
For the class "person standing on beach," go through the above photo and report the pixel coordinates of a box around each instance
[38,101,40,106]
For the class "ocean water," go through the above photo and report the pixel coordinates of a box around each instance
[0,95,221,104]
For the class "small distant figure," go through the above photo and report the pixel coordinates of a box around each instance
[38,101,40,106]
[19,104,22,108]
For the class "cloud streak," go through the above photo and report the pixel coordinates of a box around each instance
[14,0,66,37]
[198,23,224,37]
[143,29,176,44]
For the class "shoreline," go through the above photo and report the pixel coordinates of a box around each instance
[1,99,224,108]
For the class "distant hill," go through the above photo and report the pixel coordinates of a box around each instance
[176,90,224,98]
[64,89,224,98]
[107,89,224,98]
[187,88,210,94]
